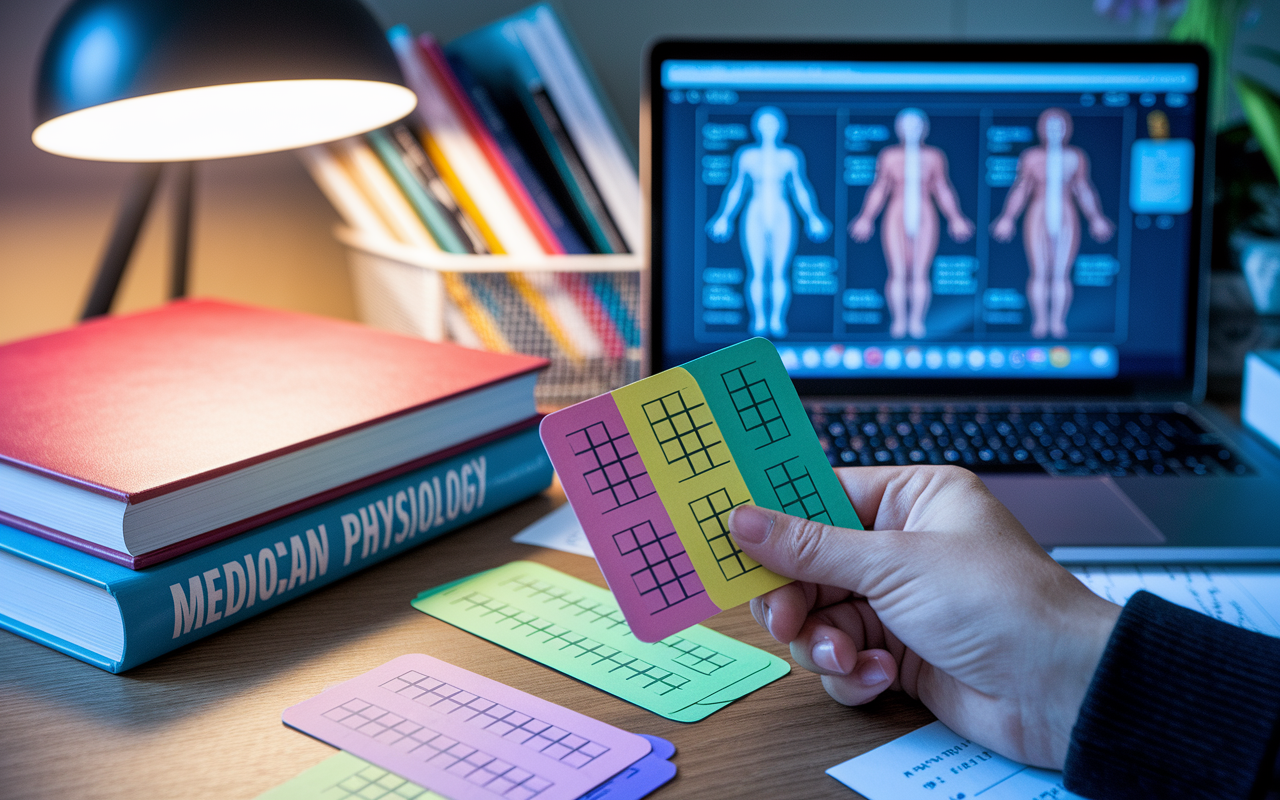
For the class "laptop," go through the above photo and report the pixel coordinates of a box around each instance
[644,41,1280,562]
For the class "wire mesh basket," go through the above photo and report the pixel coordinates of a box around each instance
[337,228,644,407]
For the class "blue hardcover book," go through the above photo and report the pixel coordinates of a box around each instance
[0,426,553,673]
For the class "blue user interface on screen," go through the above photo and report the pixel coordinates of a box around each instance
[658,61,1199,380]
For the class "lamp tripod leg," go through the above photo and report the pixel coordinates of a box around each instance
[81,163,164,320]
[169,161,194,300]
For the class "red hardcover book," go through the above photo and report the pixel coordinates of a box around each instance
[0,300,546,569]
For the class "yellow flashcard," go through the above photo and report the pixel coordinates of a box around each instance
[612,367,790,609]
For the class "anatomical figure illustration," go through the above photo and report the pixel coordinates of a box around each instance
[991,108,1115,339]
[849,108,974,339]
[707,106,832,337]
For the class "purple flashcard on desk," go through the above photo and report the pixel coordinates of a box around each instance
[580,735,677,800]
[540,394,721,643]
[282,654,652,800]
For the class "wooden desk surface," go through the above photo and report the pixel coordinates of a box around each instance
[0,491,933,800]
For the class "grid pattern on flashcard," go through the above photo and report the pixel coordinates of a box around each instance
[379,671,610,769]
[688,488,757,580]
[319,762,435,800]
[451,591,691,696]
[641,390,728,481]
[612,520,705,614]
[720,363,789,448]
[566,421,654,511]
[661,636,737,675]
[765,458,832,524]
[504,576,632,635]
[320,699,553,800]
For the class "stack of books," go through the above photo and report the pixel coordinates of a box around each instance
[0,300,554,672]
[299,4,642,382]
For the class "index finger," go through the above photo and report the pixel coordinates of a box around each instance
[833,464,978,531]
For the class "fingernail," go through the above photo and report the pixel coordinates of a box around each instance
[762,601,773,635]
[812,638,849,674]
[858,658,889,686]
[729,505,772,544]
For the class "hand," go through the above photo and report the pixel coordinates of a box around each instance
[707,216,732,242]
[1089,217,1115,243]
[948,216,975,242]
[728,466,1120,770]
[849,217,874,242]
[807,214,832,243]
[991,217,1016,243]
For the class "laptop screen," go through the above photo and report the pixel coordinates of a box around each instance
[649,44,1208,394]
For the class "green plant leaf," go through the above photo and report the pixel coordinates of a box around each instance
[1236,75,1280,182]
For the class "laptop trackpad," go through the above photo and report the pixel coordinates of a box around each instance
[981,476,1166,547]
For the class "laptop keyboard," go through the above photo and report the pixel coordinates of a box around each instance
[807,403,1254,477]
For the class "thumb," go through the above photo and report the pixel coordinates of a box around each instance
[729,504,905,596]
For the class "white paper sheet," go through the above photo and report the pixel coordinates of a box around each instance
[1069,565,1280,637]
[827,720,1082,800]
[511,503,595,557]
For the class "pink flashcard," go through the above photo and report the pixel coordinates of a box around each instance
[539,395,721,642]
[282,653,652,800]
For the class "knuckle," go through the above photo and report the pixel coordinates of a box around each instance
[934,465,984,492]
[785,516,831,574]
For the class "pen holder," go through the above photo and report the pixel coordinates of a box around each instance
[337,227,645,407]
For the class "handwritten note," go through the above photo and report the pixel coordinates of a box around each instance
[826,721,1083,800]
[1069,565,1280,637]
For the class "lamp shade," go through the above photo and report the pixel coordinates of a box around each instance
[33,0,417,162]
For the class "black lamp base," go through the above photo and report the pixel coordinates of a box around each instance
[81,162,196,320]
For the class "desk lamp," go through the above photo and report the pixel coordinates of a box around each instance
[32,0,417,318]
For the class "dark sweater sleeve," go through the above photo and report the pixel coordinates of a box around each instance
[1063,590,1280,800]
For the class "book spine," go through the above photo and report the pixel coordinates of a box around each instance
[334,138,440,250]
[296,145,395,239]
[388,124,491,256]
[520,8,643,252]
[417,34,566,256]
[446,56,592,256]
[525,85,628,254]
[108,428,552,672]
[388,25,544,258]
[366,128,470,254]
[444,28,622,255]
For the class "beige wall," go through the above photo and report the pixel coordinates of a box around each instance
[3,0,1277,345]
[0,158,356,341]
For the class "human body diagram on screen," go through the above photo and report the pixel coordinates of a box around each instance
[991,108,1115,339]
[849,109,974,339]
[694,102,1129,347]
[706,107,832,337]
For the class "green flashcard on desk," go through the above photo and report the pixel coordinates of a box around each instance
[412,561,790,722]
[255,751,445,800]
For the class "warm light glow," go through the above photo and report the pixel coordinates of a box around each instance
[33,79,417,161]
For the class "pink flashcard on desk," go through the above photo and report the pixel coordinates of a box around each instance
[282,653,651,800]
[539,394,721,642]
